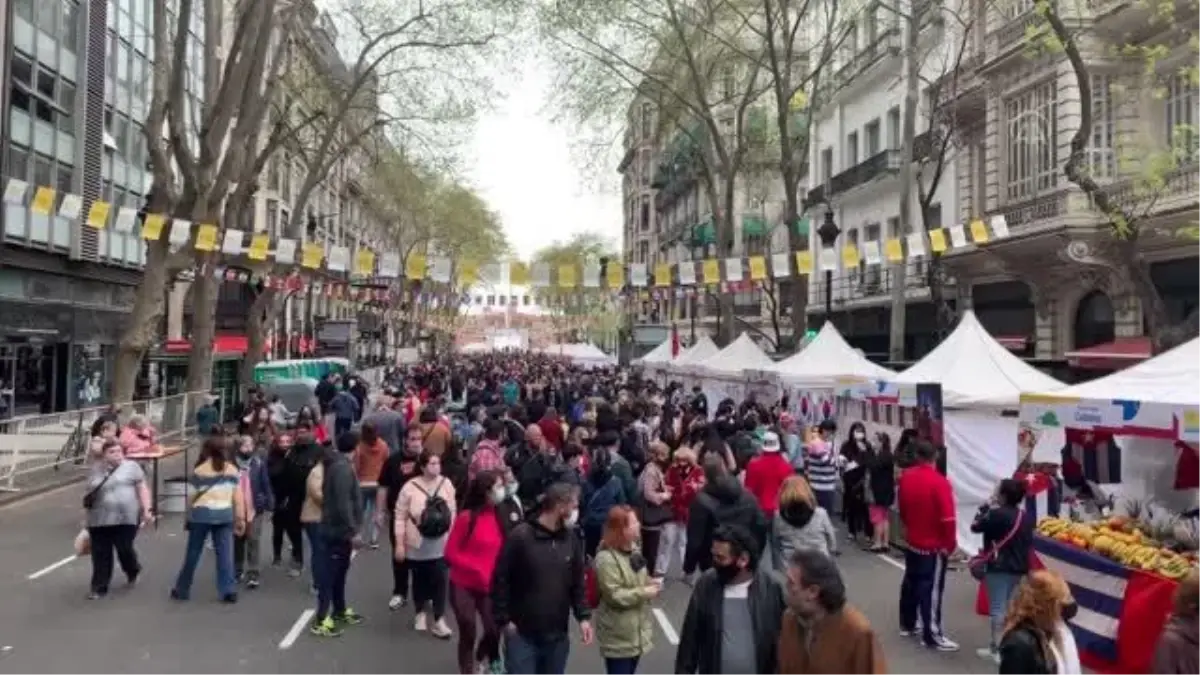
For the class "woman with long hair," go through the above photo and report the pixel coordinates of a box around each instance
[972,477,1033,662]
[774,475,837,564]
[656,446,703,578]
[839,422,872,545]
[444,470,505,674]
[266,432,304,572]
[395,448,457,638]
[594,505,659,674]
[1153,569,1199,674]
[637,441,672,576]
[998,570,1082,674]
[171,437,246,603]
[866,431,896,553]
[296,405,328,445]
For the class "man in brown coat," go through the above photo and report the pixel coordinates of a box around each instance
[778,550,887,674]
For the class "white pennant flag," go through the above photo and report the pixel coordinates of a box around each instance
[114,207,139,233]
[948,225,968,249]
[429,256,452,283]
[275,238,297,264]
[724,257,744,282]
[862,240,882,266]
[3,178,28,204]
[58,193,82,220]
[531,263,551,287]
[771,252,791,278]
[221,229,244,255]
[582,263,601,288]
[326,245,349,272]
[906,232,927,259]
[629,263,647,287]
[168,219,192,246]
[677,260,697,285]
[990,214,1010,239]
[818,247,838,271]
[378,252,400,277]
[479,262,501,286]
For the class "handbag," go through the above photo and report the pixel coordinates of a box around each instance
[968,508,1024,581]
[82,468,116,510]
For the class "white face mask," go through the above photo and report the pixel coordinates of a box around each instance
[853,431,866,442]
[563,508,579,528]
[490,486,506,505]
[506,482,519,497]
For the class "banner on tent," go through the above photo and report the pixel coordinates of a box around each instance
[1019,394,1199,443]
[836,380,945,450]
[786,388,836,428]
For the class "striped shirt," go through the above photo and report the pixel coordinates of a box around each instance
[189,460,241,525]
[805,444,839,493]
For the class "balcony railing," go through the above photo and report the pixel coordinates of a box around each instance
[825,28,902,96]
[984,189,1070,230]
[805,149,902,206]
[808,259,949,311]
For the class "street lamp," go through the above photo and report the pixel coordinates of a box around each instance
[816,207,841,320]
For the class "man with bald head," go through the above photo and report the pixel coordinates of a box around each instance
[515,422,576,513]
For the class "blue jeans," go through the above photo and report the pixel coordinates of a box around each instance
[814,489,836,514]
[305,523,325,592]
[898,550,949,646]
[360,487,378,544]
[984,571,1023,649]
[315,535,353,621]
[604,656,640,674]
[505,631,569,674]
[173,522,236,598]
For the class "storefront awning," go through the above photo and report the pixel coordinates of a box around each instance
[163,334,249,355]
[1065,336,1152,370]
[691,220,715,246]
[741,214,767,237]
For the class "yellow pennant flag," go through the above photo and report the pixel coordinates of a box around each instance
[301,242,324,268]
[458,260,479,286]
[29,187,55,215]
[605,262,624,288]
[701,259,721,285]
[929,228,948,253]
[558,264,577,288]
[794,251,813,275]
[247,233,270,261]
[789,89,808,111]
[194,224,218,252]
[406,254,427,280]
[510,261,529,286]
[653,263,672,287]
[969,219,989,244]
[354,249,375,276]
[86,200,111,229]
[841,243,860,269]
[884,238,904,262]
[748,256,767,280]
[141,213,166,240]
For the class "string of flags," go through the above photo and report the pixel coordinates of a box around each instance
[3,177,1013,298]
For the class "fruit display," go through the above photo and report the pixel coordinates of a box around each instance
[1037,515,1199,581]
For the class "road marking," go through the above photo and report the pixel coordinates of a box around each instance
[875,553,906,571]
[27,555,77,580]
[652,607,680,646]
[279,609,315,649]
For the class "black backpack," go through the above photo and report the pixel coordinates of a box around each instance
[412,480,452,539]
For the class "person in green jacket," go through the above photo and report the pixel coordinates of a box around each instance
[594,505,661,674]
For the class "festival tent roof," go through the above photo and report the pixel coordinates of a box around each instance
[636,338,675,364]
[541,342,616,363]
[1039,337,1199,406]
[769,321,896,385]
[895,310,1064,409]
[459,342,492,353]
[673,335,720,366]
[703,333,776,374]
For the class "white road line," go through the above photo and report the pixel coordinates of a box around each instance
[652,607,680,646]
[875,553,906,571]
[279,609,315,649]
[27,555,77,580]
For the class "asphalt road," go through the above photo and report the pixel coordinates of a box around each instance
[0,481,997,674]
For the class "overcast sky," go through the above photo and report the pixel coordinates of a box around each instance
[464,56,623,260]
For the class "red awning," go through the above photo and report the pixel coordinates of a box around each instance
[993,334,1030,351]
[163,334,249,355]
[1065,336,1152,370]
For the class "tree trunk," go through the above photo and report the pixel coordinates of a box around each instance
[784,197,809,348]
[889,11,920,362]
[112,242,170,403]
[240,298,270,387]
[185,269,217,393]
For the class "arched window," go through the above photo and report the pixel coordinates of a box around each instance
[1074,290,1115,350]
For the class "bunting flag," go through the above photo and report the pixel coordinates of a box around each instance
[0,177,1013,294]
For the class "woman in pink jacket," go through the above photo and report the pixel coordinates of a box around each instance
[395,448,457,638]
[444,470,505,674]
[118,415,157,457]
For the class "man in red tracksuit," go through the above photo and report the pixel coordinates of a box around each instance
[897,439,959,652]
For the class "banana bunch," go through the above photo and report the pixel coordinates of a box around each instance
[1038,517,1071,537]
[1154,553,1195,580]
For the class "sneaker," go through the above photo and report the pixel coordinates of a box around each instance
[388,595,406,611]
[414,612,428,632]
[928,635,960,652]
[221,593,238,604]
[431,618,453,639]
[899,628,916,637]
[488,659,505,674]
[310,617,343,637]
[287,568,302,579]
[976,647,999,663]
[337,608,364,626]
[246,575,260,589]
[169,588,189,601]
[126,568,141,586]
[369,542,380,550]
[87,590,106,600]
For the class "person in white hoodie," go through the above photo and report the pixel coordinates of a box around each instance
[773,475,837,570]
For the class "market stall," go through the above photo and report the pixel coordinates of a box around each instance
[693,334,775,411]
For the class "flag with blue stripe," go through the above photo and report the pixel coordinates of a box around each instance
[1034,536,1125,663]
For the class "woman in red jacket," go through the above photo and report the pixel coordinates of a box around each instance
[656,446,704,578]
[444,470,505,675]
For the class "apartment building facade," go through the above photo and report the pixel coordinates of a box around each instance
[0,0,206,413]
[937,0,1198,370]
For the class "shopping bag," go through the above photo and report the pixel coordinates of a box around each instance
[74,528,91,556]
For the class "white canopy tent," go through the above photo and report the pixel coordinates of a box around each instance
[769,321,896,385]
[702,333,776,374]
[894,310,1067,555]
[670,335,720,373]
[458,342,492,354]
[635,338,675,365]
[541,342,617,366]
[1042,337,1198,406]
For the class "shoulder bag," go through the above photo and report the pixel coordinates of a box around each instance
[968,508,1024,581]
[82,468,117,510]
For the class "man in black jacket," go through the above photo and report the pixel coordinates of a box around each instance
[684,455,769,577]
[675,524,785,674]
[492,482,593,674]
[310,432,364,637]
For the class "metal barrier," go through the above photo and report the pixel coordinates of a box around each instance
[0,390,215,493]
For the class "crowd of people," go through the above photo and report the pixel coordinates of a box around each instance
[75,354,1200,675]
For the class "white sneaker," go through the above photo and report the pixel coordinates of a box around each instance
[975,647,999,663]
[414,612,428,632]
[431,618,453,639]
[929,635,960,652]
[388,595,406,611]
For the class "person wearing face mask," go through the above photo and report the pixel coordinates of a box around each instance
[233,435,274,588]
[395,448,457,638]
[839,422,873,546]
[594,506,660,674]
[674,524,785,674]
[495,466,525,536]
[445,471,507,674]
[658,446,703,579]
[637,442,673,577]
[492,482,593,674]
[777,549,886,673]
[997,570,1082,674]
